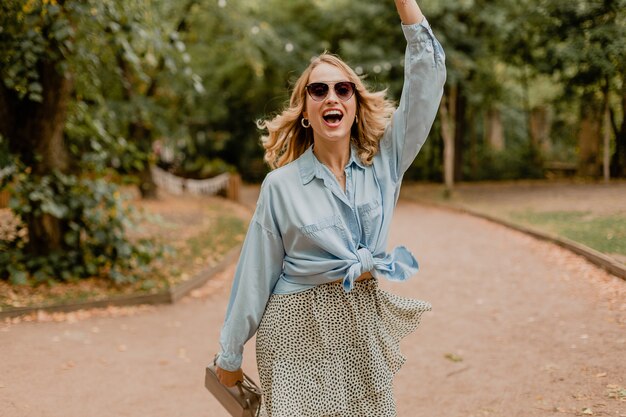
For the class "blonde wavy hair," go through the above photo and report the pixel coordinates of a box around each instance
[258,53,396,169]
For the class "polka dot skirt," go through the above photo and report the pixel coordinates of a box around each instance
[255,278,431,417]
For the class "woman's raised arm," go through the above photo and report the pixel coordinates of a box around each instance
[381,0,446,182]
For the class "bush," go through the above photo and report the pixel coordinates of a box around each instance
[471,142,545,181]
[0,168,162,285]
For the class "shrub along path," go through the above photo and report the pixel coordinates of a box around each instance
[0,191,248,314]
[1,187,624,417]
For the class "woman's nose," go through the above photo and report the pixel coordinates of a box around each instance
[324,88,339,103]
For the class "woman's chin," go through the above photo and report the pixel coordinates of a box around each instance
[314,127,351,143]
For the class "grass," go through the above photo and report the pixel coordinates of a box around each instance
[507,210,626,257]
[160,210,246,288]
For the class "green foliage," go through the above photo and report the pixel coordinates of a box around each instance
[0,168,161,285]
[471,144,544,181]
[0,0,202,174]
[536,0,625,97]
[0,0,74,102]
[67,0,202,175]
[0,0,198,285]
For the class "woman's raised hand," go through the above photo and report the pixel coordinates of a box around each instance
[394,0,424,25]
[216,365,244,387]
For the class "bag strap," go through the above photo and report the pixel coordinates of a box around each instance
[240,375,262,395]
[239,374,262,416]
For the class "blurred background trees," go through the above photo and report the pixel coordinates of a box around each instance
[0,0,624,284]
[179,0,625,183]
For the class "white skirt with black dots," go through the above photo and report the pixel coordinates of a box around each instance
[255,278,431,417]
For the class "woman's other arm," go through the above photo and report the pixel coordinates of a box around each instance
[216,182,285,386]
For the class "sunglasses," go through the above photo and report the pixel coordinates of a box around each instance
[305,81,356,102]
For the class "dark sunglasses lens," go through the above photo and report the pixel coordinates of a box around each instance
[335,82,354,100]
[308,83,329,101]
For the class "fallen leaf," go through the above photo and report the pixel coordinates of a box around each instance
[542,363,559,372]
[444,353,463,362]
[606,384,626,400]
[581,407,593,415]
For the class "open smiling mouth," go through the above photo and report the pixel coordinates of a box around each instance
[323,110,344,125]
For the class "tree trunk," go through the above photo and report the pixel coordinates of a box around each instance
[485,107,504,151]
[468,108,479,179]
[530,105,552,155]
[129,2,196,199]
[454,85,465,182]
[0,60,73,255]
[129,121,158,199]
[117,53,158,200]
[577,95,603,177]
[439,84,457,196]
[610,80,626,178]
[1,62,71,174]
[603,103,611,182]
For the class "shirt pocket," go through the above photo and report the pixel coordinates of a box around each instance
[357,199,383,245]
[299,214,349,253]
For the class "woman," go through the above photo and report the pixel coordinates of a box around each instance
[216,0,445,415]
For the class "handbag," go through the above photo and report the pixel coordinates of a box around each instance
[205,357,262,417]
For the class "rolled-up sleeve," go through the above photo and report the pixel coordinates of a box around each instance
[383,18,446,182]
[217,185,285,371]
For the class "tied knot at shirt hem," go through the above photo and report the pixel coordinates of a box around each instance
[342,245,419,292]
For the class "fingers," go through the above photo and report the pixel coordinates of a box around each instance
[216,366,244,387]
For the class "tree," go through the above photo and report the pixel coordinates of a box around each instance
[0,0,76,254]
[0,0,194,283]
[524,0,626,177]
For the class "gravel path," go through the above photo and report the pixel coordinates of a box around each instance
[1,200,624,417]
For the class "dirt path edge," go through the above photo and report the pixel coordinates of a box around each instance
[0,245,242,320]
[410,199,626,281]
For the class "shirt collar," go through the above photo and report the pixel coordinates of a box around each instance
[349,144,367,170]
[298,143,365,185]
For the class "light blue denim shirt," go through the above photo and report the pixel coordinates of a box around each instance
[218,18,446,371]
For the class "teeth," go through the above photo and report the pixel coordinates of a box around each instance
[323,110,342,117]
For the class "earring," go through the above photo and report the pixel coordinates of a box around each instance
[355,115,359,123]
[301,118,310,128]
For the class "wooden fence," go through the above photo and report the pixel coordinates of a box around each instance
[0,169,241,210]
[0,190,9,208]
